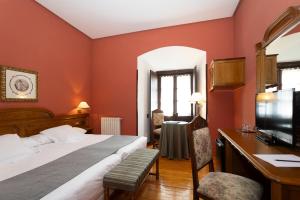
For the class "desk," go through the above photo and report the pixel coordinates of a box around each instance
[218,129,300,200]
[159,121,189,159]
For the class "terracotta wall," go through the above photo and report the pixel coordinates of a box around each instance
[3,0,296,138]
[91,18,235,139]
[0,0,92,114]
[233,0,300,128]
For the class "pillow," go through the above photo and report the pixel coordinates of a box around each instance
[41,125,86,143]
[72,127,87,134]
[0,134,19,147]
[21,134,54,148]
[0,134,34,163]
[40,125,72,135]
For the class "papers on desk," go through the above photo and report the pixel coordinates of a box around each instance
[254,154,300,167]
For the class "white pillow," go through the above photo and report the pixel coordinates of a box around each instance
[40,125,72,143]
[72,127,87,134]
[40,125,72,135]
[21,134,54,148]
[67,127,87,143]
[0,134,34,163]
[41,125,86,143]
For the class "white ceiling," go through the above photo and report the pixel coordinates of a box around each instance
[267,32,300,62]
[36,0,239,39]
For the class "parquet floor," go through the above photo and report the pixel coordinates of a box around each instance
[111,154,220,200]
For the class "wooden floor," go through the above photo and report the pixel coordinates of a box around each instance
[110,155,220,200]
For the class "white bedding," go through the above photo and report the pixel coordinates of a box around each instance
[0,134,147,200]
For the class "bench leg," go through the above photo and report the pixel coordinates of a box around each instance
[156,157,159,180]
[131,191,136,200]
[104,186,109,200]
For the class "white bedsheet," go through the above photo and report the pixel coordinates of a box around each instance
[0,135,147,200]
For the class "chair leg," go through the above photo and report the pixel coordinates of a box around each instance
[131,192,136,200]
[194,190,199,200]
[209,160,214,172]
[152,140,159,149]
[152,142,157,149]
[156,157,160,180]
[104,186,109,200]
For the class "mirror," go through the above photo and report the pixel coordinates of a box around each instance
[256,6,300,93]
[265,23,300,92]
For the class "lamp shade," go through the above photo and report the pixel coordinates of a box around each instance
[78,101,90,109]
[190,92,205,104]
[256,92,275,102]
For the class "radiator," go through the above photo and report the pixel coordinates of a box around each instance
[101,117,122,135]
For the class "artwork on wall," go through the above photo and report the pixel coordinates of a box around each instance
[0,66,38,102]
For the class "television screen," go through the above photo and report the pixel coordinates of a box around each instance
[256,89,294,145]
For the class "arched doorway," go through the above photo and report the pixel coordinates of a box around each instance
[137,46,207,139]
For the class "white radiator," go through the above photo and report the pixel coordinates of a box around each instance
[101,117,122,135]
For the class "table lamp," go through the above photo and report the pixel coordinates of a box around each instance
[77,101,90,113]
[256,92,275,102]
[190,92,206,116]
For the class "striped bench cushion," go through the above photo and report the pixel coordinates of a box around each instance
[103,148,159,192]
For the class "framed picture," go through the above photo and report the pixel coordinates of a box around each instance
[0,66,38,102]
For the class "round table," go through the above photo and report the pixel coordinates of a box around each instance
[159,121,189,160]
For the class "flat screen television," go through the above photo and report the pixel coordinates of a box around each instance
[255,89,296,146]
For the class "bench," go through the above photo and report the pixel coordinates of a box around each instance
[103,148,160,200]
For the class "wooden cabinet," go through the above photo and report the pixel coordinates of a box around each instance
[265,54,278,86]
[209,57,245,91]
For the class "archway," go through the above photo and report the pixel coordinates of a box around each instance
[137,46,207,139]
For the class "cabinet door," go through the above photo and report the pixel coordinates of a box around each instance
[265,55,278,85]
[210,57,245,91]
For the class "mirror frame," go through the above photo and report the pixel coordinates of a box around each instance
[256,6,300,92]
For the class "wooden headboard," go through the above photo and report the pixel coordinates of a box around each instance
[0,108,89,137]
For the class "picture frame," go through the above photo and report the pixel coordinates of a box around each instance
[0,66,38,102]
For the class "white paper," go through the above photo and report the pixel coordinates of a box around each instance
[254,154,300,167]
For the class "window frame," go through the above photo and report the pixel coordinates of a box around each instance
[157,69,194,117]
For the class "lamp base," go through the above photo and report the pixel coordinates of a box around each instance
[195,103,201,116]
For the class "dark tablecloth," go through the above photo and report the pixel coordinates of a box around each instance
[159,121,189,159]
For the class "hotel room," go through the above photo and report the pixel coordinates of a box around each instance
[0,0,300,199]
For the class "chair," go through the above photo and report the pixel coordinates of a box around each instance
[187,115,263,200]
[151,109,164,148]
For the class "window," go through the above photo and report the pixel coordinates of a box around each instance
[160,76,173,116]
[158,70,194,117]
[278,61,300,91]
[177,75,192,116]
[281,68,300,91]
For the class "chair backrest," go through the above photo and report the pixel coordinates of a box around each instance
[192,127,212,169]
[152,109,164,127]
[187,115,210,197]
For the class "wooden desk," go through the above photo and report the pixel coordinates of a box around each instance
[218,129,300,200]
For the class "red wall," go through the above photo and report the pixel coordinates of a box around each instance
[0,0,92,114]
[91,18,235,139]
[3,0,296,139]
[233,0,300,128]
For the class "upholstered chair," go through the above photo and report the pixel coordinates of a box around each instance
[151,109,164,148]
[187,115,263,200]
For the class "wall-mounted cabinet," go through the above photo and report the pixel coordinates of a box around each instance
[209,57,245,91]
[264,54,278,86]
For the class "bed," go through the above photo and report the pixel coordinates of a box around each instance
[0,108,147,200]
